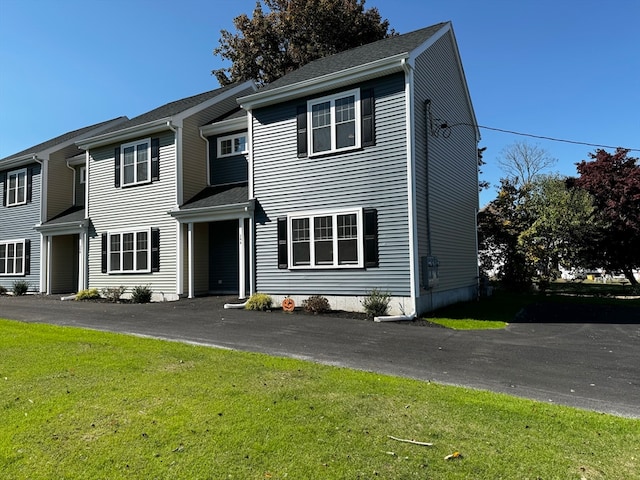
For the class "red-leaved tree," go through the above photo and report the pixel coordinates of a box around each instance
[575,148,640,285]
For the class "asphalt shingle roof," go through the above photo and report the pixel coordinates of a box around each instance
[258,22,447,92]
[181,183,249,210]
[1,117,127,162]
[98,83,245,136]
[41,205,85,226]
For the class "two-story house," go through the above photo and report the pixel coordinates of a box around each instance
[236,21,480,315]
[1,117,126,294]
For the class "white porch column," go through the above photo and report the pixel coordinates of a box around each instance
[78,231,87,291]
[188,222,194,299]
[238,219,246,300]
[45,235,52,295]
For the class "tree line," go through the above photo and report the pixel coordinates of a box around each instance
[479,142,640,289]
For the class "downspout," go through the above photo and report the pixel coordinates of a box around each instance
[199,128,211,187]
[32,155,47,293]
[375,58,417,323]
[65,160,77,206]
[166,121,184,296]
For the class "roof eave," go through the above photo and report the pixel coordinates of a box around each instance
[169,199,255,222]
[238,53,409,110]
[200,115,248,137]
[76,118,173,150]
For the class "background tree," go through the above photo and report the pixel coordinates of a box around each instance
[213,0,393,86]
[517,175,596,288]
[497,141,557,188]
[575,148,640,285]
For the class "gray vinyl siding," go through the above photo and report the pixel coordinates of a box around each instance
[87,131,178,295]
[252,73,411,296]
[413,32,479,294]
[0,162,41,291]
[209,134,248,186]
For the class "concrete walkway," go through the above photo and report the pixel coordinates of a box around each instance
[1,295,638,418]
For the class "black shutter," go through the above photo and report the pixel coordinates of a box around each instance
[296,105,307,157]
[24,239,31,275]
[361,88,375,147]
[277,217,288,269]
[26,167,33,203]
[101,233,108,273]
[1,171,6,207]
[151,138,160,181]
[151,228,160,272]
[363,208,378,268]
[114,147,121,188]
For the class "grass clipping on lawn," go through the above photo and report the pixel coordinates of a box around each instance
[1,320,638,479]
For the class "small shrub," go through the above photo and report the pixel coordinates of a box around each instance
[302,295,331,314]
[101,286,127,303]
[245,293,273,311]
[131,285,153,304]
[361,288,391,318]
[75,288,101,301]
[0,285,7,295]
[12,280,30,296]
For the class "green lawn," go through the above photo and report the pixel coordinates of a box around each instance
[1,319,638,479]
[426,282,640,329]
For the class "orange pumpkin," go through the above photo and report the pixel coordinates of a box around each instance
[282,297,295,312]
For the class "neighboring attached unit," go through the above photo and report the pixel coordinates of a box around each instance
[0,117,127,294]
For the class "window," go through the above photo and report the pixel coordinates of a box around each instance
[0,240,27,276]
[287,209,363,269]
[79,166,86,184]
[107,229,150,273]
[6,168,27,206]
[120,139,150,186]
[308,89,360,155]
[217,133,247,158]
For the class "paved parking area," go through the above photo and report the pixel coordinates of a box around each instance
[1,295,639,418]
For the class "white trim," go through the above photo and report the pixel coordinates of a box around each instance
[307,88,361,157]
[187,222,194,298]
[200,115,247,137]
[238,218,246,300]
[106,228,152,274]
[287,207,364,269]
[247,110,255,199]
[216,132,248,158]
[0,238,26,276]
[402,60,419,301]
[120,138,151,187]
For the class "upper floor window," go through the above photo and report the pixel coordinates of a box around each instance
[114,138,159,188]
[121,139,150,186]
[79,166,86,184]
[308,89,360,156]
[6,168,27,206]
[217,133,247,158]
[296,88,374,158]
[0,239,28,276]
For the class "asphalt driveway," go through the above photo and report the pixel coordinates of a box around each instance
[1,295,639,418]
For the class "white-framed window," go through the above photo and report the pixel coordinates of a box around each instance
[0,239,25,275]
[217,133,247,158]
[288,209,363,269]
[107,228,151,273]
[121,139,151,186]
[6,168,27,206]
[79,166,86,184]
[308,89,361,156]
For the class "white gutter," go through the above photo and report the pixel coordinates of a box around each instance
[77,118,172,150]
[199,128,211,187]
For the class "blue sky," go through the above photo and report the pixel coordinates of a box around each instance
[1,0,638,206]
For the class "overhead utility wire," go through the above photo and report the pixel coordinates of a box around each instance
[445,122,640,152]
